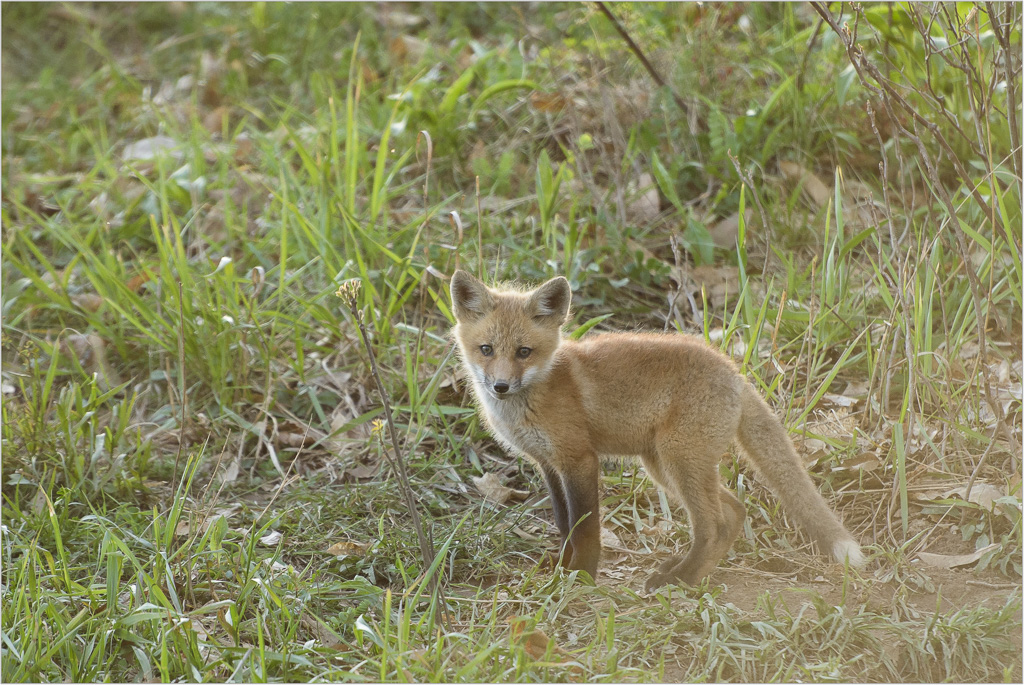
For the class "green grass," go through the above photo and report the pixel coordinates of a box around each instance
[2,3,1021,682]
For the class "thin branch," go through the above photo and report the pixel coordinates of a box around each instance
[796,16,824,92]
[809,2,995,221]
[336,281,449,631]
[595,2,697,126]
[172,281,187,489]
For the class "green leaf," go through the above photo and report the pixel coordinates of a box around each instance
[469,78,541,119]
[570,313,614,339]
[651,151,684,214]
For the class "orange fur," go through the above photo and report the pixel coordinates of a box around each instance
[450,270,863,590]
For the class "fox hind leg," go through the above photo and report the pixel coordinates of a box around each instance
[644,441,744,591]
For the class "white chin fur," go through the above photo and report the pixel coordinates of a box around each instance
[832,539,865,567]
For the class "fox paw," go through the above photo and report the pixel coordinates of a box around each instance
[656,554,683,574]
[538,546,569,570]
[644,564,699,593]
[644,571,674,593]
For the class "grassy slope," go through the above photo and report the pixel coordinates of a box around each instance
[2,3,1021,682]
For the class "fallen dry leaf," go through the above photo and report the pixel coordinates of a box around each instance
[259,530,283,547]
[508,618,583,675]
[512,525,542,541]
[234,133,255,163]
[217,456,241,486]
[345,461,380,480]
[822,392,860,408]
[203,105,231,135]
[71,293,104,313]
[708,208,752,249]
[600,527,622,548]
[779,160,830,209]
[123,136,182,164]
[389,34,430,63]
[942,483,1007,513]
[832,452,882,472]
[60,333,121,391]
[326,540,370,557]
[626,172,660,225]
[126,272,151,293]
[300,614,346,650]
[378,7,428,30]
[688,264,740,304]
[472,472,530,505]
[841,381,870,398]
[530,91,569,113]
[917,543,1000,569]
[174,505,240,537]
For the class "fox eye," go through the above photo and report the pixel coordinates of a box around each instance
[479,344,493,356]
[516,346,532,359]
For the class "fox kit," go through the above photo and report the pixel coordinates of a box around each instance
[449,270,864,590]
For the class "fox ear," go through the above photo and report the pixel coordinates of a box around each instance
[450,270,493,321]
[528,276,571,324]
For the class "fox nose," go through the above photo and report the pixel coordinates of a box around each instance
[493,381,510,394]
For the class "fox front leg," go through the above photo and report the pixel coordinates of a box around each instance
[559,457,601,579]
[541,466,572,561]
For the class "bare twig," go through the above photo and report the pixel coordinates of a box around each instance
[796,16,824,92]
[172,281,187,489]
[809,2,996,220]
[987,2,1021,178]
[810,1,1018,473]
[475,176,484,280]
[335,281,449,631]
[595,2,697,127]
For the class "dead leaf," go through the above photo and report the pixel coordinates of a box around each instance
[841,381,870,398]
[942,483,1007,513]
[530,91,569,113]
[60,333,121,391]
[472,472,530,505]
[275,419,319,449]
[345,461,380,480]
[917,543,1000,569]
[233,133,254,163]
[127,272,151,292]
[832,452,882,472]
[688,264,740,304]
[512,526,541,541]
[708,209,752,249]
[802,438,827,453]
[326,540,370,557]
[600,527,622,548]
[174,505,240,537]
[822,392,860,408]
[203,106,230,135]
[508,618,583,674]
[259,530,283,547]
[71,293,104,313]
[379,8,428,30]
[779,160,830,209]
[468,139,487,165]
[300,614,346,650]
[276,431,312,448]
[389,35,429,63]
[626,172,660,225]
[123,136,183,164]
[217,456,241,486]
